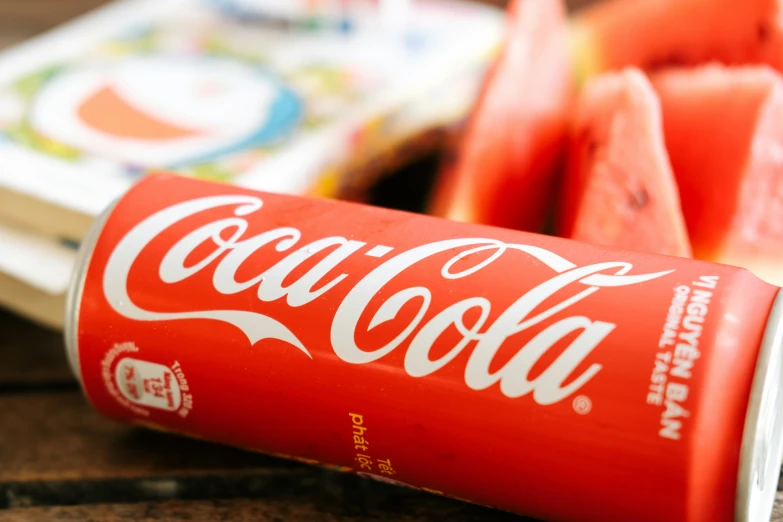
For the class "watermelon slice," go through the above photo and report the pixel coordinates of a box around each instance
[652,64,783,285]
[558,68,692,258]
[571,0,783,84]
[428,0,572,233]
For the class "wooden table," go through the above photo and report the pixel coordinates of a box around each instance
[1,1,783,521]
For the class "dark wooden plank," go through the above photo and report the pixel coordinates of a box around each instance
[0,391,781,519]
[0,392,529,519]
[6,490,783,522]
[0,392,293,483]
[1,496,525,522]
[0,392,303,507]
[0,311,72,389]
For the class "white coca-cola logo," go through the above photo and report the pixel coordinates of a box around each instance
[103,195,673,405]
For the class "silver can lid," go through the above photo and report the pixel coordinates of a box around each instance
[736,289,783,522]
[64,199,116,384]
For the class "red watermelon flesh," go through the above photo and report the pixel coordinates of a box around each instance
[429,0,573,233]
[571,0,783,83]
[559,68,692,258]
[652,64,783,285]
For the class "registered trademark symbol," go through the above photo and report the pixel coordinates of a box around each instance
[573,395,592,415]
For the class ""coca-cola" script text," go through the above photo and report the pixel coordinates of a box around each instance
[103,195,673,405]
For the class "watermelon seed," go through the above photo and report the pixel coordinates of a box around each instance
[757,22,769,43]
[628,188,650,210]
[576,126,595,156]
[645,52,687,72]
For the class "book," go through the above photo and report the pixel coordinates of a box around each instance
[0,223,75,329]
[0,0,503,328]
[0,0,502,242]
[0,73,481,330]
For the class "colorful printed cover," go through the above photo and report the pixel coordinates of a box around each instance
[0,0,502,241]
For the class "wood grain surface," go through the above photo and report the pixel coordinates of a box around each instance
[2,498,525,522]
[0,313,72,390]
[0,0,780,521]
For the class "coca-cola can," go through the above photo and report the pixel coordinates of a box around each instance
[66,173,783,522]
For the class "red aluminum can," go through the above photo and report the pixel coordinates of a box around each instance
[66,173,783,522]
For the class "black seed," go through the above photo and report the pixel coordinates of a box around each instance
[645,55,666,70]
[758,22,769,42]
[645,52,687,71]
[578,127,599,157]
[667,52,687,67]
[629,188,650,210]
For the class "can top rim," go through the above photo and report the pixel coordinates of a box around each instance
[64,199,117,384]
[736,288,783,522]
